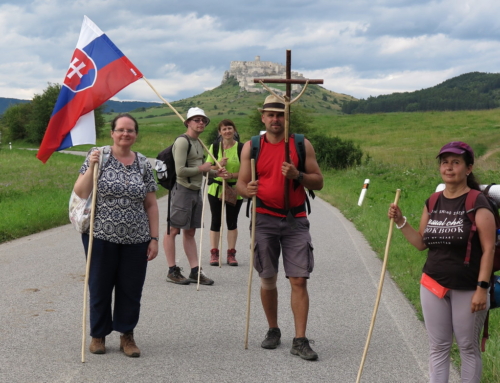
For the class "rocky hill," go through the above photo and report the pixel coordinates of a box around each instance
[221,55,306,95]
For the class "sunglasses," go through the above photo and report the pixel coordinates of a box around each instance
[191,118,208,124]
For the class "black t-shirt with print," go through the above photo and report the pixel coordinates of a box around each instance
[422,192,492,290]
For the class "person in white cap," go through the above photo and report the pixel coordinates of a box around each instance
[163,107,225,285]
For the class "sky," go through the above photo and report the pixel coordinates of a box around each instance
[2,0,500,103]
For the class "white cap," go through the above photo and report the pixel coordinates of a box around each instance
[184,107,210,127]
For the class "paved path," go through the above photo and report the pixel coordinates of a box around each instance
[0,193,461,383]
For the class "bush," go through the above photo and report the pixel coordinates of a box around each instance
[308,134,363,169]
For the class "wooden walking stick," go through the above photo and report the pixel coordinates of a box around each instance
[196,174,210,291]
[244,159,257,349]
[219,178,226,267]
[81,162,99,363]
[355,189,401,383]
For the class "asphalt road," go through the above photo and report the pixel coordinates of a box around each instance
[0,188,461,382]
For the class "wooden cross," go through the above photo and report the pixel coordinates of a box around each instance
[253,49,323,212]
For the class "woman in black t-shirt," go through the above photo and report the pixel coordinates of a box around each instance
[388,141,495,383]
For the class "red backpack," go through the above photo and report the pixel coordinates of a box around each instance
[428,186,500,351]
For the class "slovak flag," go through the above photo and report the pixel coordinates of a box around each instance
[36,15,143,163]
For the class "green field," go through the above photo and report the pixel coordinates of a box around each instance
[1,108,500,381]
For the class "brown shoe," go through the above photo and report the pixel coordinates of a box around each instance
[209,248,219,266]
[227,249,238,266]
[120,332,141,357]
[89,337,106,354]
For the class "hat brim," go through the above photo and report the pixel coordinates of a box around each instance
[258,107,286,113]
[436,148,466,157]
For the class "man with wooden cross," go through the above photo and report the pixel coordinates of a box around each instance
[237,95,323,360]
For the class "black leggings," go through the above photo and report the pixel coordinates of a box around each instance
[208,193,243,231]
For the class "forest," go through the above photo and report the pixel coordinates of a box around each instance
[342,72,500,114]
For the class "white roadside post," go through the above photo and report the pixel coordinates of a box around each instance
[358,179,370,206]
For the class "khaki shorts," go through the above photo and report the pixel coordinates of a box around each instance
[252,213,314,278]
[169,183,203,229]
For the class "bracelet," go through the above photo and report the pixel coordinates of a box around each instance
[396,216,407,229]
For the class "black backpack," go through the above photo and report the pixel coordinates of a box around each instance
[246,133,315,217]
[155,134,192,234]
[155,134,191,191]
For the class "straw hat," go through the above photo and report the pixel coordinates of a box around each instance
[258,95,285,113]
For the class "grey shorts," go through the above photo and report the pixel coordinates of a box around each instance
[252,213,314,278]
[169,183,203,230]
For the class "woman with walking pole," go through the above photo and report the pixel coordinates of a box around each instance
[207,120,244,266]
[388,141,495,383]
[74,113,159,358]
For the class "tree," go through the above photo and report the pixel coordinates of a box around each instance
[25,83,61,143]
[2,102,32,140]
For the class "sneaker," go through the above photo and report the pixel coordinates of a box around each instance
[89,337,106,354]
[189,268,214,285]
[261,328,281,349]
[209,248,219,266]
[120,331,141,357]
[167,266,190,285]
[227,249,238,266]
[290,337,318,361]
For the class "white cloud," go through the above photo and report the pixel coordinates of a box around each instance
[1,0,500,102]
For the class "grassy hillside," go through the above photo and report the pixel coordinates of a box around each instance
[114,77,355,122]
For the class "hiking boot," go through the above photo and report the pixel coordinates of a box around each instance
[89,337,105,354]
[227,249,238,266]
[167,266,190,285]
[261,328,281,349]
[290,337,318,361]
[120,332,141,357]
[209,248,219,266]
[188,268,214,285]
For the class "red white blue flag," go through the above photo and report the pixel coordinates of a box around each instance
[37,16,143,163]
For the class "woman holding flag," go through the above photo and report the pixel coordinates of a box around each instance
[73,113,159,357]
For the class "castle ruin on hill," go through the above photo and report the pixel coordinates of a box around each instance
[221,56,306,95]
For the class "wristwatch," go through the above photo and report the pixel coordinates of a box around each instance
[296,171,304,182]
[150,237,159,241]
[477,281,490,289]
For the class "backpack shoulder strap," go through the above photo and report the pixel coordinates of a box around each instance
[212,141,220,163]
[250,135,262,162]
[427,191,442,214]
[292,133,306,172]
[464,189,481,266]
[136,152,148,178]
[237,142,244,161]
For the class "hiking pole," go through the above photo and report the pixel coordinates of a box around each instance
[197,174,210,291]
[356,189,401,383]
[219,179,226,267]
[81,162,99,363]
[244,159,257,349]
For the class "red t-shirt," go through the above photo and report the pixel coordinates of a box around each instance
[256,135,306,218]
